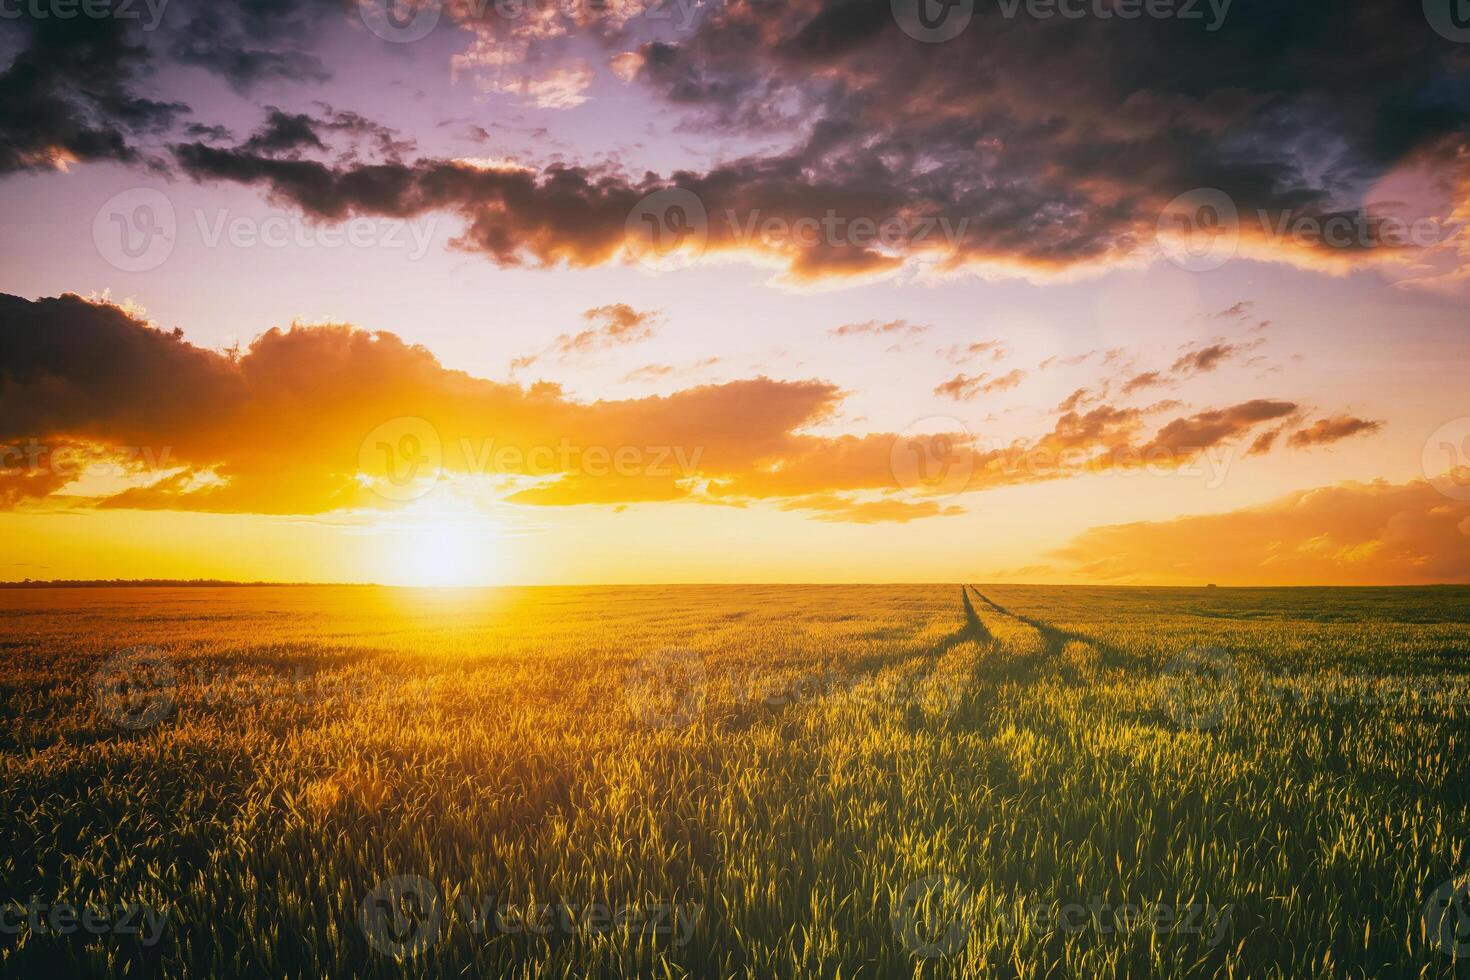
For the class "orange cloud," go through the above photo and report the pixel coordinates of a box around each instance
[933,368,1026,401]
[1142,400,1298,455]
[779,494,964,524]
[518,304,661,368]
[1287,415,1385,448]
[1170,339,1260,376]
[0,294,838,514]
[1052,478,1470,585]
[0,294,1379,525]
[1121,371,1165,394]
[621,364,674,382]
[941,340,1007,364]
[829,319,927,338]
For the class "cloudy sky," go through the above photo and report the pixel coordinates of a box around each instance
[1,0,1467,584]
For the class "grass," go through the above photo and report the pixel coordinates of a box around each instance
[1,583,1469,977]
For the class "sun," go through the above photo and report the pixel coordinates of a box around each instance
[395,526,484,587]
[372,503,502,587]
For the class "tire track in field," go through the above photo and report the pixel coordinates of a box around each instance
[714,587,987,732]
[959,587,992,643]
[968,587,1141,671]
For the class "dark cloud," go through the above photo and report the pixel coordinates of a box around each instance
[167,0,335,92]
[3,0,1467,283]
[0,13,185,173]
[241,109,328,155]
[0,0,348,174]
[616,0,1470,278]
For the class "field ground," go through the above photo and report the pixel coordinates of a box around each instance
[2,584,1470,977]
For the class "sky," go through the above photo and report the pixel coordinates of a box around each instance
[0,0,1468,585]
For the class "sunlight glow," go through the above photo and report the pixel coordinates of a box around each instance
[371,503,503,587]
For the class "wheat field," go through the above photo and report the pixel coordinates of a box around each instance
[2,584,1469,977]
